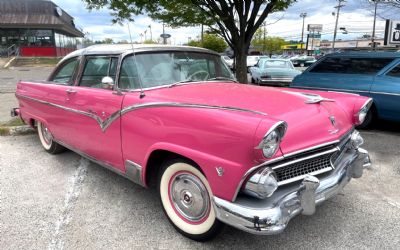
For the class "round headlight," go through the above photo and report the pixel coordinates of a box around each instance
[356,99,373,125]
[257,121,287,158]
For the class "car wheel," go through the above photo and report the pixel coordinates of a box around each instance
[356,108,374,129]
[300,63,305,67]
[37,121,65,154]
[158,159,224,241]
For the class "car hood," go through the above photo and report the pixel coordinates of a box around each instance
[259,68,301,77]
[147,82,353,155]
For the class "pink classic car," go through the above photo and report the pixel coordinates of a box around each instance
[13,44,372,241]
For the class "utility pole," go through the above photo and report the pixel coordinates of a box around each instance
[263,22,266,55]
[162,22,166,44]
[300,12,307,53]
[201,24,204,46]
[371,0,378,50]
[148,25,152,41]
[332,0,346,51]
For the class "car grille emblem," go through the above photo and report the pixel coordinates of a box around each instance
[329,116,340,134]
[330,116,336,127]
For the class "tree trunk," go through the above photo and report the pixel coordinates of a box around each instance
[235,47,248,83]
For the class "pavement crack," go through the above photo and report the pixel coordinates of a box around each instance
[48,157,89,250]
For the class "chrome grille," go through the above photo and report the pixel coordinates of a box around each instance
[273,151,337,186]
[269,132,352,186]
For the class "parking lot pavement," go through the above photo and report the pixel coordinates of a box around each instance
[0,67,52,122]
[1,129,400,249]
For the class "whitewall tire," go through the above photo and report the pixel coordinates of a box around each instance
[158,159,223,241]
[37,121,65,154]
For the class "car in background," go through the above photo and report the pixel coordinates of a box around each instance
[291,52,400,127]
[249,58,301,86]
[221,55,234,70]
[291,55,317,67]
[246,55,266,71]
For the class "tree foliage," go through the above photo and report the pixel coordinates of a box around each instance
[83,0,296,83]
[252,29,285,56]
[188,34,227,53]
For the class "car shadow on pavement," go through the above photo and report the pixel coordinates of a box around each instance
[361,119,400,135]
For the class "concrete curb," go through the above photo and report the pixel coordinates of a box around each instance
[0,125,35,136]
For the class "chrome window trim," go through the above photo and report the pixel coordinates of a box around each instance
[16,94,266,132]
[116,50,235,92]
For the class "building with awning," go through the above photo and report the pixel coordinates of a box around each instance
[0,0,84,57]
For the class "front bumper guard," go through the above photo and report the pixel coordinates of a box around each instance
[213,147,371,235]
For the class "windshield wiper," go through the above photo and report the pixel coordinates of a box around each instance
[205,77,237,82]
[168,79,196,88]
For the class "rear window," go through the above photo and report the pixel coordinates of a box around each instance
[310,57,394,74]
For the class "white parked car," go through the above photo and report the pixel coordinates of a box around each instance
[221,55,234,69]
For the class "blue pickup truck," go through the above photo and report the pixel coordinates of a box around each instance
[291,52,400,126]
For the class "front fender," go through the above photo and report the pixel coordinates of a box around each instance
[143,142,242,201]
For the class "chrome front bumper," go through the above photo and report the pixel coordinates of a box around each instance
[212,147,371,235]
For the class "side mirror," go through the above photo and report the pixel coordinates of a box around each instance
[101,76,114,89]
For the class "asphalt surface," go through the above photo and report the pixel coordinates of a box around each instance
[0,67,52,122]
[1,129,400,249]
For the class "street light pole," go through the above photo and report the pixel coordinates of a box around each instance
[371,0,378,50]
[300,12,307,53]
[332,0,346,51]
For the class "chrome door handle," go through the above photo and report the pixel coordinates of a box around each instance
[66,89,77,94]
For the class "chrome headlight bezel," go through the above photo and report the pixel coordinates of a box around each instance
[256,121,287,158]
[350,130,364,149]
[243,167,278,199]
[355,99,373,125]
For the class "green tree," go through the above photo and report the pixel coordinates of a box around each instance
[83,0,296,83]
[252,29,285,57]
[188,34,227,53]
[143,39,157,44]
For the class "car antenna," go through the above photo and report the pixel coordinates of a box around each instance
[127,22,145,99]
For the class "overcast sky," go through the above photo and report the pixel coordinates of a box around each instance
[52,0,400,44]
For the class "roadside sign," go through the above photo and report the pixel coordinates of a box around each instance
[307,24,323,32]
[384,20,400,45]
[160,33,171,39]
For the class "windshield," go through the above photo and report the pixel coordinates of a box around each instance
[262,60,293,69]
[119,51,234,89]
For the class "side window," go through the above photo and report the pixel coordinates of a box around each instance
[79,57,118,88]
[119,56,141,90]
[51,58,79,84]
[310,57,347,73]
[387,64,400,78]
[310,57,394,74]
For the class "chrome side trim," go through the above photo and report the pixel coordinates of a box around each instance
[291,86,370,94]
[120,102,267,116]
[16,94,267,132]
[295,86,400,97]
[125,160,145,187]
[370,91,400,97]
[55,139,145,186]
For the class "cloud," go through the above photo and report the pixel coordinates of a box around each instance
[52,0,400,43]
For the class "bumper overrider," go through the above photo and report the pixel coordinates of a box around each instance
[212,142,371,235]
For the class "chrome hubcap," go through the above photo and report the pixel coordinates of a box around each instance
[41,124,53,145]
[170,173,210,222]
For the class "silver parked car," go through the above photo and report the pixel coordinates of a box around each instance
[249,58,302,86]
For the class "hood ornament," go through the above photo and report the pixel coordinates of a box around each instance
[282,91,335,104]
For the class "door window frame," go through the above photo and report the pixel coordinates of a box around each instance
[77,55,120,89]
[48,56,80,85]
